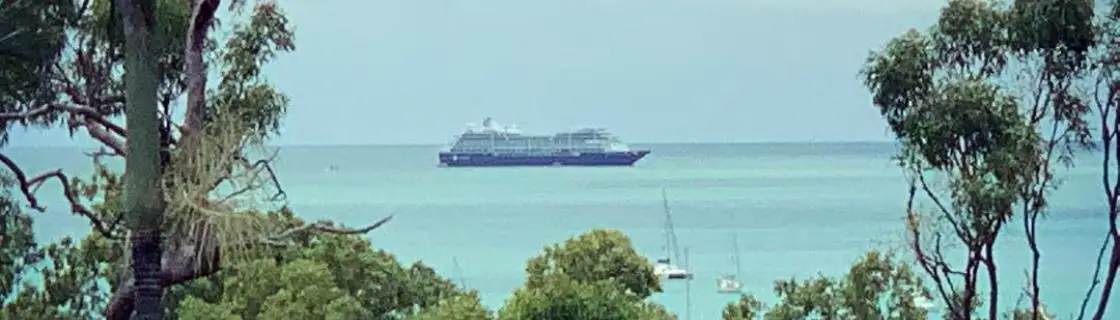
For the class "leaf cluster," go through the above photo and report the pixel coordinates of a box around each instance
[723,249,930,320]
[498,229,674,320]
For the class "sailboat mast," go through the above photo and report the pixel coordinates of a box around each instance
[661,189,671,260]
[730,210,741,279]
[452,256,466,288]
[662,188,681,263]
[685,246,692,320]
[732,233,741,279]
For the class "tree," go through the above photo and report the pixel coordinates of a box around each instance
[861,0,1095,318]
[497,229,674,320]
[0,1,392,318]
[407,291,492,320]
[720,249,930,320]
[721,293,763,320]
[1083,3,1120,319]
[523,228,661,299]
[1070,2,1120,320]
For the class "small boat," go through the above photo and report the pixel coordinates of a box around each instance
[652,189,692,280]
[717,275,742,293]
[655,257,692,279]
[717,215,743,293]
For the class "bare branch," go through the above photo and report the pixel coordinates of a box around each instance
[0,103,126,137]
[81,121,127,155]
[244,157,285,201]
[1079,233,1113,320]
[84,147,122,162]
[211,153,287,204]
[1,102,128,155]
[905,180,956,311]
[917,173,971,244]
[267,214,394,244]
[0,153,120,239]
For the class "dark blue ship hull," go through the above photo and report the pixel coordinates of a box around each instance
[439,150,650,167]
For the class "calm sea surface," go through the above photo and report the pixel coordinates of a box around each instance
[7,143,1114,319]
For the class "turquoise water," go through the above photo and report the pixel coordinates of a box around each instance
[7,143,1114,319]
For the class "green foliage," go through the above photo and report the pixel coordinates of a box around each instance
[524,228,661,299]
[407,291,491,320]
[210,2,293,139]
[2,231,123,319]
[1003,306,1055,320]
[88,0,195,95]
[175,297,240,320]
[499,273,652,320]
[0,167,125,319]
[721,249,930,320]
[722,293,764,320]
[860,0,1097,318]
[183,258,368,320]
[0,175,33,303]
[164,219,470,320]
[498,229,673,320]
[0,0,78,144]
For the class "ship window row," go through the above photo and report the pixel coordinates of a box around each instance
[449,148,612,153]
[454,139,610,145]
[459,133,616,140]
[452,143,611,150]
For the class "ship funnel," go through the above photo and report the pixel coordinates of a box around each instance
[482,117,494,129]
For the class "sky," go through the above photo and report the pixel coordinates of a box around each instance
[12,0,947,147]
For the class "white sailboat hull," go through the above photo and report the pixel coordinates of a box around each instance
[654,262,692,279]
[717,276,741,293]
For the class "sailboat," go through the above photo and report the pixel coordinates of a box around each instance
[452,256,467,288]
[717,233,743,293]
[716,211,743,293]
[653,188,692,280]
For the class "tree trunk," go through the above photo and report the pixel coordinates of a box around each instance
[115,0,163,319]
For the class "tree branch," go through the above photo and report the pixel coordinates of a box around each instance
[182,0,220,138]
[0,103,126,136]
[1,102,128,155]
[0,153,120,239]
[80,120,127,155]
[267,215,394,244]
[918,173,972,244]
[905,181,956,312]
[1079,233,1113,320]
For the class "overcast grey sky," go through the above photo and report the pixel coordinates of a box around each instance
[12,0,945,146]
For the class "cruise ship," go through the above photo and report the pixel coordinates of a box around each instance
[438,117,650,167]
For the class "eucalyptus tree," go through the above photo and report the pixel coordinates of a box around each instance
[1084,2,1120,319]
[861,0,1094,319]
[0,0,392,318]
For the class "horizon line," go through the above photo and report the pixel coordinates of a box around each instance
[8,140,899,149]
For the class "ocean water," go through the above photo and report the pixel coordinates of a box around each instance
[7,142,1115,319]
